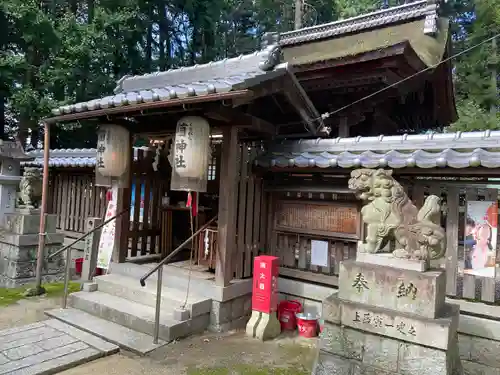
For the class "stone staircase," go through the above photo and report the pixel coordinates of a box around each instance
[46,262,213,355]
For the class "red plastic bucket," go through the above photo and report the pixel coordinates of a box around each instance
[75,258,83,275]
[278,300,302,331]
[296,312,319,338]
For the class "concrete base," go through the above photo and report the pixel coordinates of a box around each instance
[254,312,281,341]
[0,212,64,288]
[356,253,428,272]
[173,308,190,321]
[208,294,252,332]
[315,322,463,375]
[0,273,65,289]
[316,257,463,375]
[339,260,446,319]
[246,310,262,338]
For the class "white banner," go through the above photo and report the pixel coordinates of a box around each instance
[96,201,117,270]
[464,200,498,277]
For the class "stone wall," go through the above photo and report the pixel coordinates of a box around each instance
[458,313,500,375]
[279,274,500,375]
[209,293,252,332]
[0,212,65,288]
[278,277,335,317]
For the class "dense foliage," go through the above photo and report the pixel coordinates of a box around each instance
[0,0,498,148]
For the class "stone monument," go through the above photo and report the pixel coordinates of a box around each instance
[313,169,462,375]
[0,142,65,288]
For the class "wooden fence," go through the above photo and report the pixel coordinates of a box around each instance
[197,142,267,279]
[199,167,500,308]
[48,171,107,234]
[266,178,500,305]
[408,181,500,304]
[127,148,166,258]
[265,191,360,286]
[233,142,267,279]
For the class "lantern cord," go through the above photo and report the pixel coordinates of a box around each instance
[181,191,195,310]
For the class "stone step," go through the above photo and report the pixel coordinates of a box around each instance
[45,308,166,355]
[68,291,209,343]
[95,273,212,318]
[109,262,213,293]
[109,262,251,302]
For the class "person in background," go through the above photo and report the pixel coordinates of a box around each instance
[465,216,476,247]
[470,223,494,269]
[464,216,476,269]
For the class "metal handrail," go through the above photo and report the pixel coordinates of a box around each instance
[48,208,130,309]
[139,214,218,344]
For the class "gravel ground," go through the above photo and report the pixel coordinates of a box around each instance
[0,295,61,330]
[0,296,317,375]
[59,331,317,375]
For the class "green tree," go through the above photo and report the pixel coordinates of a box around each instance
[450,0,499,130]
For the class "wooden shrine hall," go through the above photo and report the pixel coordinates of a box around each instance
[39,0,460,345]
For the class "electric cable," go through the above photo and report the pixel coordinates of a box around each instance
[316,32,500,130]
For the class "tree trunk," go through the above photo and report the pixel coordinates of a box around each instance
[0,93,5,140]
[159,6,165,71]
[88,0,94,23]
[30,126,40,149]
[491,36,497,116]
[145,5,153,72]
[78,0,95,101]
[70,0,78,15]
[294,0,303,29]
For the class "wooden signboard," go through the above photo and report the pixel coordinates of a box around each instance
[274,200,360,239]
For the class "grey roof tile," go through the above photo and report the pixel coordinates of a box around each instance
[50,45,283,117]
[255,131,500,169]
[22,147,151,168]
[279,0,439,46]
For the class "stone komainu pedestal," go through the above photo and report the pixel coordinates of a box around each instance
[0,212,65,288]
[314,260,463,375]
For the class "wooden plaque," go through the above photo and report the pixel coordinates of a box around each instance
[274,200,360,238]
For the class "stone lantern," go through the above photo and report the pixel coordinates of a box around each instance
[0,141,30,217]
[0,141,65,288]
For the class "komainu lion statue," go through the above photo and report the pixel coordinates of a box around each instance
[19,167,43,208]
[348,169,445,261]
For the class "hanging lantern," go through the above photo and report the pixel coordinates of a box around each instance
[96,125,131,177]
[172,116,210,179]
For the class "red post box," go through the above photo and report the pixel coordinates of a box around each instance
[251,255,279,314]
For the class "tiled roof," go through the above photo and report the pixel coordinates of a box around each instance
[50,45,284,117]
[279,0,439,46]
[255,131,500,169]
[23,147,151,168]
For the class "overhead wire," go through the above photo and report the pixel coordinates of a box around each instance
[316,32,500,129]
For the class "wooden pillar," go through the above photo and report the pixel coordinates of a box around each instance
[215,126,239,286]
[338,117,349,137]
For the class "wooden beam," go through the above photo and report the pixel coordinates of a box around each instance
[298,63,399,83]
[293,43,407,74]
[283,79,317,135]
[215,126,239,286]
[205,106,276,135]
[301,71,399,92]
